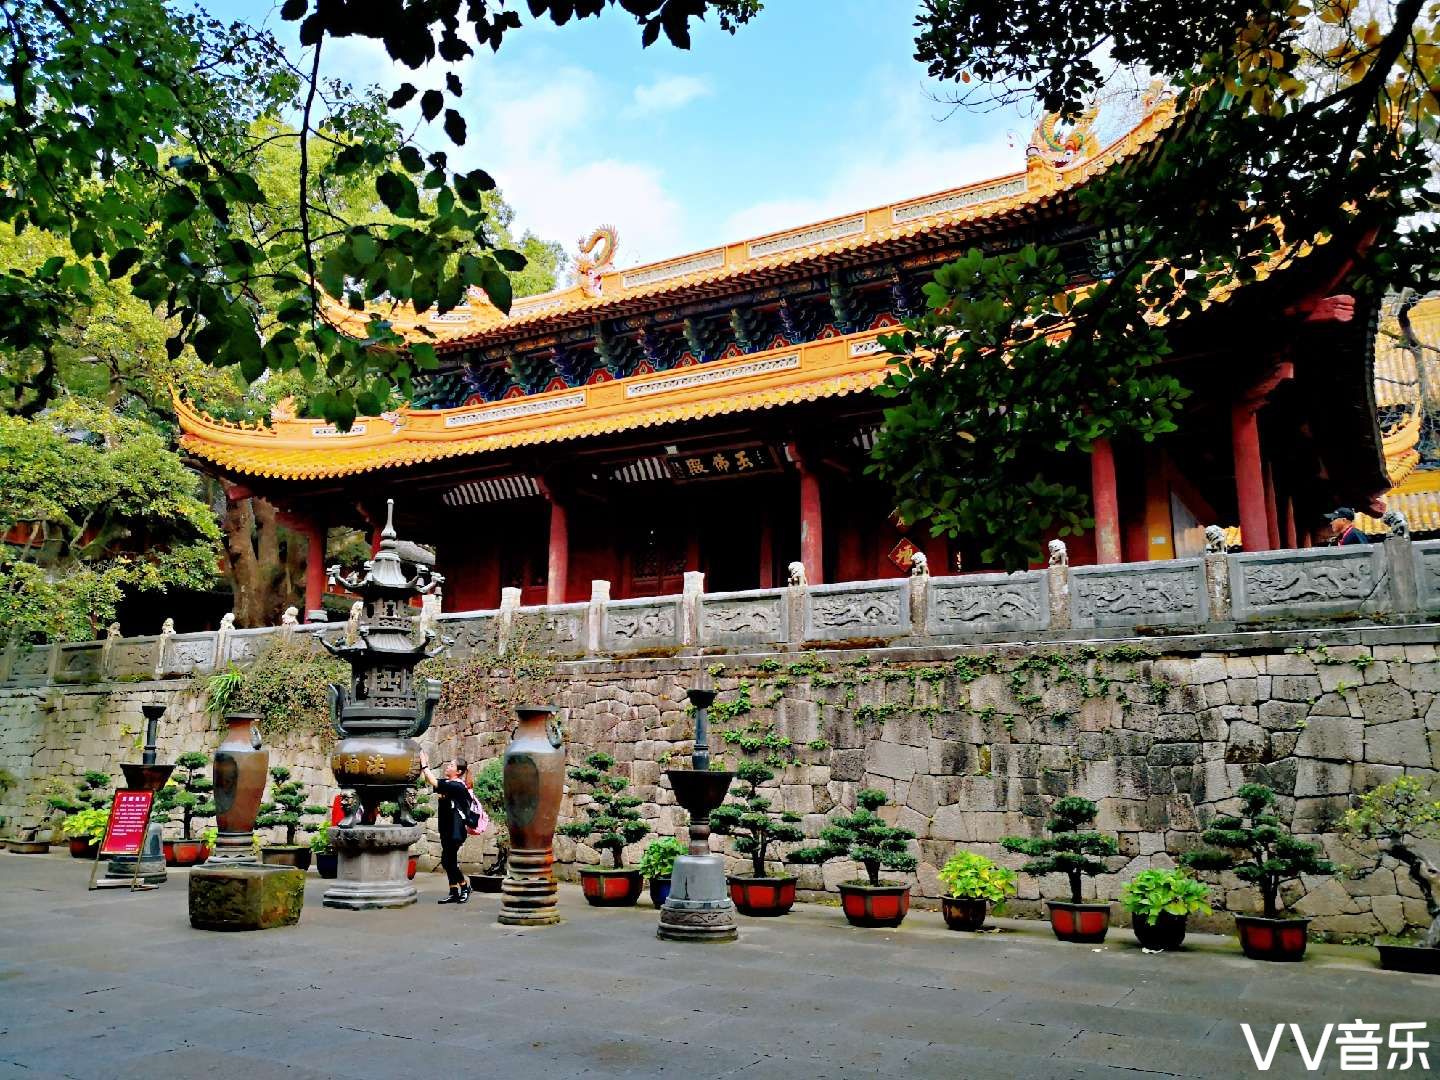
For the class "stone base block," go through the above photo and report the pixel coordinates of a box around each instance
[657,853,737,943]
[322,824,419,911]
[499,846,560,926]
[189,864,304,931]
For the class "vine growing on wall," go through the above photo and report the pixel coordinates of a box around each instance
[202,636,346,747]
[422,616,559,733]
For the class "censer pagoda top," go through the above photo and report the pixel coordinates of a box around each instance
[324,499,447,738]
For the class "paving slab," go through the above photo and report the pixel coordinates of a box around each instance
[0,852,1434,1079]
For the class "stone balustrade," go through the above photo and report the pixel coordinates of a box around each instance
[7,537,1439,687]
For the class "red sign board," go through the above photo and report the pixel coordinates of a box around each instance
[100,790,154,856]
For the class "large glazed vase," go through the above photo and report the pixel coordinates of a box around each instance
[210,714,268,863]
[499,705,565,926]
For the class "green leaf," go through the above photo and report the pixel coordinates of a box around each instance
[443,109,466,145]
[480,268,512,314]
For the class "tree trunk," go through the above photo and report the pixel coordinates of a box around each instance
[220,496,299,627]
[1390,841,1440,948]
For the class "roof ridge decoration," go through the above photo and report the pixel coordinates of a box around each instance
[315,92,1178,350]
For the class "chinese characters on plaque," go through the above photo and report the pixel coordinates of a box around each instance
[667,445,780,482]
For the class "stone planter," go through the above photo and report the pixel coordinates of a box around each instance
[579,867,643,907]
[838,881,910,928]
[728,875,797,917]
[1376,944,1440,975]
[941,897,990,932]
[1046,901,1111,943]
[1235,914,1310,962]
[261,845,312,871]
[1132,911,1188,951]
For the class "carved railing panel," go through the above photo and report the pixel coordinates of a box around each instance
[6,645,52,687]
[107,636,161,680]
[1413,540,1440,611]
[927,572,1049,636]
[803,580,910,641]
[435,611,500,658]
[602,597,683,652]
[1070,559,1208,629]
[699,589,789,647]
[1230,546,1392,621]
[158,632,219,678]
[53,642,105,685]
[516,602,589,655]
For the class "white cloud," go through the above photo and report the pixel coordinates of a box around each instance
[628,74,712,115]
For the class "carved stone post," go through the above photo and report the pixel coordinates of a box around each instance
[682,571,704,646]
[498,586,522,657]
[1384,535,1418,615]
[1204,550,1231,622]
[1047,555,1071,632]
[587,579,610,656]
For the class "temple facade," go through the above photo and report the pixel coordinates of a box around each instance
[176,96,1397,621]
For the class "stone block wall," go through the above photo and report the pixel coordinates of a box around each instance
[3,622,1438,939]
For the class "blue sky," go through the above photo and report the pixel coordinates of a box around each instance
[219,2,1033,269]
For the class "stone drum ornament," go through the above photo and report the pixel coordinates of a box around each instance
[321,500,447,910]
[498,705,566,926]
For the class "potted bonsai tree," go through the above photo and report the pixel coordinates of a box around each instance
[938,850,1017,931]
[51,772,111,858]
[257,766,327,870]
[1342,776,1440,974]
[710,759,807,917]
[790,788,918,927]
[379,778,433,879]
[468,759,508,893]
[558,751,650,906]
[310,821,338,878]
[154,752,216,866]
[1121,868,1212,950]
[1002,796,1119,943]
[639,836,686,907]
[1182,782,1334,962]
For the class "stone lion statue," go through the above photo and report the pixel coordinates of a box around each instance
[1382,509,1410,539]
[1203,525,1227,554]
[219,612,236,631]
[280,606,299,627]
[787,561,807,587]
[1047,540,1068,568]
[105,622,121,640]
[909,551,929,578]
[160,617,175,636]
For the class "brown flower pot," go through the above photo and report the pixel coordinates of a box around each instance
[68,838,99,859]
[261,845,312,871]
[729,875,797,917]
[1235,914,1310,962]
[1046,900,1111,943]
[164,838,209,867]
[6,840,49,854]
[838,881,910,928]
[579,867,643,907]
[941,897,990,931]
[1132,911,1188,950]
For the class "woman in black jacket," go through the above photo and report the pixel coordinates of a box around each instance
[419,749,472,904]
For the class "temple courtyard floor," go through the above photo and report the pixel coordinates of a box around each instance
[0,853,1434,1080]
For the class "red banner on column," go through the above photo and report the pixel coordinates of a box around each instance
[100,790,154,856]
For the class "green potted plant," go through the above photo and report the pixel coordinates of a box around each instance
[1342,776,1440,974]
[60,806,111,858]
[468,759,508,893]
[154,752,216,866]
[1002,796,1119,943]
[1121,868,1211,950]
[938,850,1017,931]
[310,821,338,878]
[557,752,650,906]
[790,788,918,927]
[51,772,111,858]
[639,836,686,907]
[379,778,433,880]
[1182,783,1334,962]
[256,766,327,870]
[710,759,807,917]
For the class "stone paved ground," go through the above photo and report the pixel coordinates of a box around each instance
[0,854,1435,1080]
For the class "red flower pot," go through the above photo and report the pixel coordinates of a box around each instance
[1047,901,1111,943]
[68,838,98,860]
[406,854,418,880]
[728,875,798,917]
[941,897,990,931]
[1235,915,1310,962]
[579,867,643,907]
[838,882,910,928]
[164,838,209,867]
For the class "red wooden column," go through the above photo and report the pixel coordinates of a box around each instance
[789,444,824,585]
[537,479,568,606]
[304,522,327,620]
[1090,438,1122,564]
[1282,495,1298,549]
[1262,461,1282,550]
[758,515,774,589]
[1231,404,1268,553]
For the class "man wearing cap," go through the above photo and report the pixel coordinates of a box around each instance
[1325,507,1369,546]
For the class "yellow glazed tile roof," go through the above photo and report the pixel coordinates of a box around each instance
[320,99,1178,350]
[178,331,893,480]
